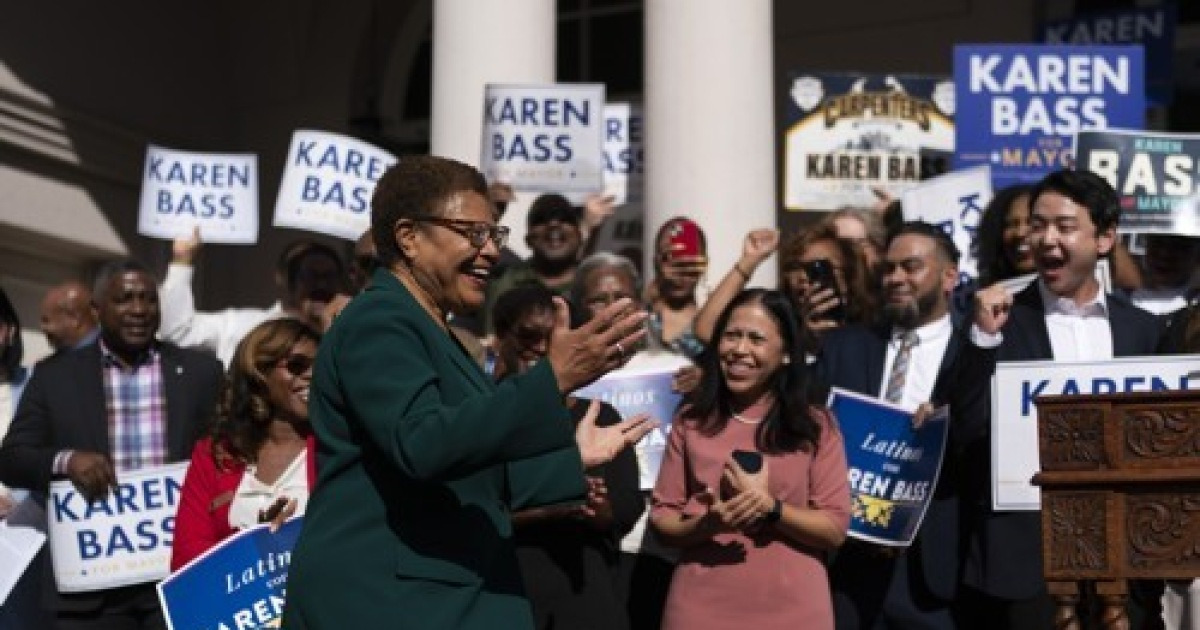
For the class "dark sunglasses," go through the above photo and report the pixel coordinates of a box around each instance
[411,217,510,249]
[276,354,315,377]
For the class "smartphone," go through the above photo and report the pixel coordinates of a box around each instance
[731,449,763,474]
[662,220,706,265]
[801,259,846,324]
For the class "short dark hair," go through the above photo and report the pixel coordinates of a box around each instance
[527,194,580,228]
[92,259,155,301]
[1030,169,1121,234]
[370,156,490,267]
[493,283,557,339]
[888,221,960,265]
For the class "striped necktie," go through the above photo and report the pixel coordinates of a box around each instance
[885,331,918,404]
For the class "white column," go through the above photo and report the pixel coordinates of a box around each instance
[643,0,777,288]
[430,0,555,255]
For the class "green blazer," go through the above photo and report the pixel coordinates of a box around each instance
[283,270,587,629]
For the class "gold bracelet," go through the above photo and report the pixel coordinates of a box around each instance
[733,264,750,280]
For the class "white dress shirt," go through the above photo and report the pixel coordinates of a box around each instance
[1039,281,1113,361]
[878,313,953,412]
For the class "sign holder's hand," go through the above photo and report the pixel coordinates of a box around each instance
[66,452,117,503]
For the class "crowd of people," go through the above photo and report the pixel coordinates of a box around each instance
[0,157,1198,630]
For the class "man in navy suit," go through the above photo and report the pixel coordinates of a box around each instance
[819,221,965,630]
[0,260,222,630]
[950,169,1162,630]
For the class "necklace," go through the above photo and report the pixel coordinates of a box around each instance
[732,412,765,425]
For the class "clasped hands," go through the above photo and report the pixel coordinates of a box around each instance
[694,455,775,534]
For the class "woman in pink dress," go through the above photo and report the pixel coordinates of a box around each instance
[651,288,851,630]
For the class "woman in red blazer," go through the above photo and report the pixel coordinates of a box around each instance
[171,318,320,570]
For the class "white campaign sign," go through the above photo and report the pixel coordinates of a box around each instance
[137,146,258,244]
[47,462,188,592]
[602,103,644,205]
[991,355,1198,511]
[901,164,992,280]
[481,83,606,193]
[0,523,45,604]
[273,130,397,241]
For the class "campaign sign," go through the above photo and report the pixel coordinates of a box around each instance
[137,146,258,244]
[603,103,644,205]
[783,72,955,210]
[273,130,397,241]
[954,44,1145,189]
[1040,4,1176,105]
[1076,129,1200,236]
[158,518,303,630]
[47,462,187,592]
[828,389,948,547]
[575,355,690,489]
[0,522,45,605]
[992,355,1198,511]
[482,83,607,193]
[901,164,993,280]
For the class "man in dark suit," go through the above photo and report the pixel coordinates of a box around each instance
[950,169,1162,630]
[0,260,222,630]
[819,221,964,630]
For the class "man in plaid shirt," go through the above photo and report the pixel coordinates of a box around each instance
[0,259,222,630]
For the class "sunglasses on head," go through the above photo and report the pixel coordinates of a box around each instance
[276,354,314,377]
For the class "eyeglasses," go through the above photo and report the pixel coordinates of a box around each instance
[276,354,315,377]
[411,217,509,249]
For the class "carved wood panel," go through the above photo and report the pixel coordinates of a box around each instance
[1046,493,1109,575]
[1122,405,1200,466]
[1126,493,1200,572]
[1041,407,1107,470]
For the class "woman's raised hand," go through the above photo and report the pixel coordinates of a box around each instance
[547,296,647,393]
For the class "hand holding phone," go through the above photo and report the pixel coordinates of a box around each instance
[801,259,846,324]
[730,449,763,474]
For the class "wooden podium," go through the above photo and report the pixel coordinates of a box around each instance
[1032,389,1200,630]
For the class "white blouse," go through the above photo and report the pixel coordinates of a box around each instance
[227,449,310,530]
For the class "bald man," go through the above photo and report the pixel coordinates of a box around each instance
[40,280,99,352]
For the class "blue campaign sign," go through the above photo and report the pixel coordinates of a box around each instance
[1040,4,1176,106]
[953,44,1145,189]
[828,389,948,547]
[158,518,303,630]
[575,356,689,489]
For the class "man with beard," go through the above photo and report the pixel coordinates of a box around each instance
[950,169,1162,630]
[0,260,222,630]
[483,193,584,335]
[816,221,964,630]
[160,231,350,366]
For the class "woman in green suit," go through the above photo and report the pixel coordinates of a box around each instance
[283,156,653,629]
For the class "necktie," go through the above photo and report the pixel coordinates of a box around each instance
[884,331,918,404]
